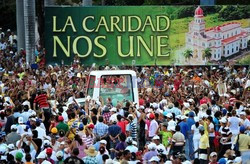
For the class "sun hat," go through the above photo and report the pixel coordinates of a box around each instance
[84,146,98,156]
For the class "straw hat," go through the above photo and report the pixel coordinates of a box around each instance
[84,146,97,156]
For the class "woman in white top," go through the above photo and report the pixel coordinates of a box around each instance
[191,117,201,158]
[207,116,215,152]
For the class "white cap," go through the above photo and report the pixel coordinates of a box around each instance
[148,143,157,150]
[100,140,107,145]
[169,126,176,131]
[30,118,36,122]
[149,156,160,162]
[41,160,52,164]
[157,144,167,155]
[37,152,46,159]
[220,117,227,123]
[18,117,24,124]
[234,157,242,163]
[181,115,188,120]
[183,102,190,108]
[210,152,217,157]
[187,99,194,103]
[43,140,51,147]
[110,107,117,112]
[60,141,66,145]
[132,141,137,146]
[152,135,160,140]
[139,106,145,110]
[194,116,200,122]
[0,146,6,155]
[166,113,173,118]
[56,151,63,158]
[7,144,15,150]
[240,112,246,115]
[198,73,202,76]
[11,125,17,130]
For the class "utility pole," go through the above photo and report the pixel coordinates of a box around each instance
[23,0,36,65]
[82,0,92,6]
[16,0,25,52]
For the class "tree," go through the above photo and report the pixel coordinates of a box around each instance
[202,48,212,63]
[183,49,193,63]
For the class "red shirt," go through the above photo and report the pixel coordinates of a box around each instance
[174,79,182,91]
[117,120,128,134]
[200,97,210,105]
[139,98,145,106]
[34,94,49,108]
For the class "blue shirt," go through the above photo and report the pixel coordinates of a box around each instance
[93,122,108,137]
[108,124,121,137]
[187,118,195,132]
[171,107,182,116]
[213,117,220,132]
[178,121,189,139]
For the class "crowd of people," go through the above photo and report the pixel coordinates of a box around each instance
[0,28,250,164]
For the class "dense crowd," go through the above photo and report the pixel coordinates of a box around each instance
[0,28,250,164]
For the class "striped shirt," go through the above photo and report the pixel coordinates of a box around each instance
[126,121,137,140]
[34,94,49,108]
[82,134,94,148]
[219,126,232,145]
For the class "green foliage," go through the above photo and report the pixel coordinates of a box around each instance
[0,0,16,30]
[203,48,212,59]
[183,49,193,59]
[218,5,250,21]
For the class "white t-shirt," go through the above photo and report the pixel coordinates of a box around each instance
[35,126,46,140]
[125,145,138,153]
[167,120,177,131]
[191,125,201,140]
[228,116,240,135]
[209,123,215,137]
[148,119,159,137]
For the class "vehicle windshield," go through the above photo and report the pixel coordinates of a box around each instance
[100,74,134,106]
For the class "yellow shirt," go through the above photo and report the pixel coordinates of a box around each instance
[204,121,208,137]
[67,118,77,140]
[235,134,250,152]
[199,134,209,149]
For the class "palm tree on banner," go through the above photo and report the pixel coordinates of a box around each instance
[183,49,193,64]
[203,48,212,64]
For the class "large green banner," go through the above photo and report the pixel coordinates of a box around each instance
[45,6,250,65]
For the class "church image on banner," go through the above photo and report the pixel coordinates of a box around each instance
[185,6,249,63]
